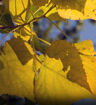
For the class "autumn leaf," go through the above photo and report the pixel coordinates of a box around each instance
[74,40,95,56]
[47,40,96,93]
[35,40,96,105]
[31,0,96,20]
[2,0,33,41]
[75,41,96,96]
[0,37,40,102]
[35,56,95,105]
[52,0,96,20]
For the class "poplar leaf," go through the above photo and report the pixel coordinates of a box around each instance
[0,38,35,101]
[3,0,34,41]
[41,3,65,21]
[35,55,95,105]
[75,41,96,96]
[75,40,95,56]
[8,0,29,23]
[52,0,96,20]
[35,40,96,105]
[29,0,65,21]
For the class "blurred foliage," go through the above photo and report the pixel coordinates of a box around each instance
[33,18,84,43]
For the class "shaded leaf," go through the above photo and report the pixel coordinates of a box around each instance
[28,0,65,21]
[30,35,48,54]
[32,0,48,6]
[0,1,14,33]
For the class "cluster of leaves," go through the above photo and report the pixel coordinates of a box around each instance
[0,0,96,105]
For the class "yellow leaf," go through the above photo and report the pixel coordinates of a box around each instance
[0,37,36,101]
[41,2,65,21]
[13,25,33,41]
[52,0,96,20]
[75,40,95,56]
[75,41,96,96]
[29,0,65,21]
[32,0,48,6]
[9,0,29,23]
[35,55,95,105]
[80,55,96,96]
[46,39,96,94]
[3,0,33,41]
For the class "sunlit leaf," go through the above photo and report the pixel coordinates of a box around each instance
[3,0,33,41]
[28,0,65,21]
[35,55,95,105]
[8,0,29,23]
[52,0,96,20]
[14,25,33,41]
[46,40,96,92]
[75,40,96,96]
[0,37,36,101]
[35,40,96,105]
[41,2,65,21]
[75,40,95,55]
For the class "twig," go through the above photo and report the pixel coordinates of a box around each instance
[38,38,51,46]
[46,17,72,43]
[0,26,21,44]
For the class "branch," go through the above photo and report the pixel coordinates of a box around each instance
[46,17,72,43]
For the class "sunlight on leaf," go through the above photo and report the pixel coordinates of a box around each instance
[3,0,34,41]
[75,40,95,55]
[47,40,91,91]
[46,40,96,93]
[75,41,96,96]
[0,37,36,101]
[14,25,34,41]
[9,0,29,23]
[52,0,96,20]
[35,55,95,105]
[35,40,96,105]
